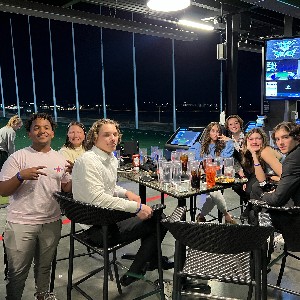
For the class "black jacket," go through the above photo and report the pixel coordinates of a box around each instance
[262,144,300,206]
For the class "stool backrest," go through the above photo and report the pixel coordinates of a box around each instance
[54,192,134,226]
[162,217,273,254]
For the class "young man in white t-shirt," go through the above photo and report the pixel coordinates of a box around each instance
[0,113,72,300]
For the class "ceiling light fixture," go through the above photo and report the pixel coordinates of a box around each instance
[178,19,214,31]
[147,0,190,12]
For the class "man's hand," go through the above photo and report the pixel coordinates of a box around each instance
[126,190,141,203]
[65,160,74,174]
[19,166,47,180]
[136,204,153,220]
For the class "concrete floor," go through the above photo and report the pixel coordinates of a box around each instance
[0,177,300,299]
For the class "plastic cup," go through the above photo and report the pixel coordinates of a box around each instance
[172,161,182,184]
[139,148,147,165]
[205,162,217,188]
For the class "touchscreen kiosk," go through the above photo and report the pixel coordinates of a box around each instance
[165,127,204,151]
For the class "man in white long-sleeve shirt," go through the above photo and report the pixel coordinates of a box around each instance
[72,118,172,287]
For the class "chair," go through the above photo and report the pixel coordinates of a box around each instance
[162,207,274,300]
[250,199,300,296]
[53,191,165,300]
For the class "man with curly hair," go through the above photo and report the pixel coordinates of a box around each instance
[72,118,173,287]
[0,113,72,300]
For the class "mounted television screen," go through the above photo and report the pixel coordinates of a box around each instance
[165,127,203,151]
[265,37,300,100]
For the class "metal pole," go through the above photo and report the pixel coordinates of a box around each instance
[172,39,176,131]
[132,13,138,129]
[0,64,5,117]
[100,6,107,118]
[28,16,37,114]
[48,19,57,122]
[71,21,80,122]
[9,18,20,117]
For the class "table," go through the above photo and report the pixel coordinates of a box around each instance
[118,168,235,221]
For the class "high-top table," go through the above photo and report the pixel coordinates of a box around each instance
[118,168,236,220]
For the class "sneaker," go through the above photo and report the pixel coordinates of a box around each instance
[35,292,58,300]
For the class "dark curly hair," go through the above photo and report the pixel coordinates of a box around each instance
[63,121,87,150]
[201,122,225,157]
[271,121,300,143]
[86,119,122,150]
[24,113,57,132]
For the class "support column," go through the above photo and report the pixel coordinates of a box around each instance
[225,14,238,116]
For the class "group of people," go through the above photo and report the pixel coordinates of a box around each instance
[0,112,299,299]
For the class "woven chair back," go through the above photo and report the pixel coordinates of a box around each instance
[53,192,134,226]
[162,219,274,254]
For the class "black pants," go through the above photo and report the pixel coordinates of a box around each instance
[86,215,167,274]
[0,151,8,171]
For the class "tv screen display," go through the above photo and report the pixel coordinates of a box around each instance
[169,129,201,147]
[265,37,300,100]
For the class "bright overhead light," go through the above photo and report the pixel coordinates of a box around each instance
[178,19,214,31]
[147,0,190,12]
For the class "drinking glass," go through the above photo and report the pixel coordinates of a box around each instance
[113,150,121,168]
[157,158,166,183]
[162,161,172,183]
[172,161,182,184]
[205,162,217,188]
[151,146,159,161]
[180,152,189,173]
[190,160,200,189]
[139,148,147,165]
[202,154,213,172]
[214,156,223,177]
[223,157,235,178]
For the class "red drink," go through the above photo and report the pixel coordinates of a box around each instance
[205,164,216,188]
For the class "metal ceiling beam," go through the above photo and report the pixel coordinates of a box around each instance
[0,0,201,41]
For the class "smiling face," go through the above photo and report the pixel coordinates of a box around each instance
[227,117,241,134]
[247,132,263,152]
[28,118,54,149]
[274,128,299,154]
[67,124,85,148]
[209,125,221,142]
[94,123,119,154]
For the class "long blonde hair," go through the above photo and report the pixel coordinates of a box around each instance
[86,119,122,150]
[7,116,22,127]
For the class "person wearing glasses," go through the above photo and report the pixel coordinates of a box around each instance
[0,115,23,170]
[59,121,87,163]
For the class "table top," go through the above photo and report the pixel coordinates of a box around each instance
[118,168,238,199]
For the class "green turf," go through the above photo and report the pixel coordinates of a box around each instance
[0,196,8,205]
[0,117,171,153]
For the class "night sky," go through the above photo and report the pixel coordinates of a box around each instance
[0,9,262,112]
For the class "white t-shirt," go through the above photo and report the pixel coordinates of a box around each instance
[0,146,71,225]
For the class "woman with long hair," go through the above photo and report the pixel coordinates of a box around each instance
[241,127,283,186]
[192,122,236,223]
[59,121,87,163]
[0,115,23,170]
